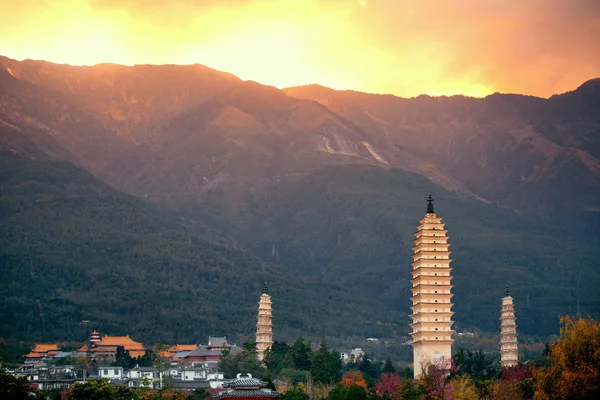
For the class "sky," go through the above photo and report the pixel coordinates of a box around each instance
[1,0,599,98]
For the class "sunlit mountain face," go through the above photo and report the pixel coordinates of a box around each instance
[1,0,599,98]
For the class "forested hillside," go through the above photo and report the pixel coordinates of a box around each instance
[0,152,406,343]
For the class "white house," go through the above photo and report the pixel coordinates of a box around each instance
[100,367,123,380]
[127,367,163,388]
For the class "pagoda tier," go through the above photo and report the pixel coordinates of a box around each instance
[500,290,519,367]
[256,283,273,361]
[410,195,455,378]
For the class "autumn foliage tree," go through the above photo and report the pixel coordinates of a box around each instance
[534,316,600,400]
[374,373,401,396]
[341,371,367,389]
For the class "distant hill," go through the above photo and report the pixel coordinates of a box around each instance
[1,56,599,342]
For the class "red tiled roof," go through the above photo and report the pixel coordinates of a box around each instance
[32,344,60,352]
[96,335,144,350]
[169,344,197,352]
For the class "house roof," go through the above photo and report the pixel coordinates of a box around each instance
[32,344,60,352]
[129,350,146,358]
[25,352,43,358]
[214,389,278,398]
[185,344,243,358]
[223,377,267,388]
[95,335,144,350]
[169,344,197,352]
[208,337,228,347]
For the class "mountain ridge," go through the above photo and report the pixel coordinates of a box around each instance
[1,55,598,342]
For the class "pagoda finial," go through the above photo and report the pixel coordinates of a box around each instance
[426,194,434,213]
[505,285,510,297]
[263,282,268,294]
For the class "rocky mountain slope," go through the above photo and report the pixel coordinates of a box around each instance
[1,55,598,340]
[284,82,600,232]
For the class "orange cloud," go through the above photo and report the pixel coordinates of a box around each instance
[0,0,598,98]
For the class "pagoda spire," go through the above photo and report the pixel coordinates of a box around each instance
[256,284,273,361]
[426,194,435,214]
[500,288,518,368]
[409,198,454,378]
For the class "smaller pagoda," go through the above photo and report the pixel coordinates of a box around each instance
[213,373,278,400]
[256,283,273,361]
[500,286,518,368]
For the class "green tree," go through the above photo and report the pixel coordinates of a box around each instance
[280,385,309,400]
[310,340,342,384]
[0,370,42,400]
[452,348,499,382]
[218,342,265,379]
[66,379,138,400]
[357,353,380,387]
[382,357,396,374]
[288,338,312,371]
[116,346,134,369]
[264,341,289,372]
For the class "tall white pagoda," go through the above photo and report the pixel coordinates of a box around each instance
[500,286,518,368]
[256,282,273,361]
[410,195,455,378]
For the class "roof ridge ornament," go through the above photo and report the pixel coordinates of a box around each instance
[505,285,510,297]
[426,194,434,213]
[262,282,268,294]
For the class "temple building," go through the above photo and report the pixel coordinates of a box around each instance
[500,286,519,368]
[24,344,61,364]
[92,335,146,359]
[409,195,455,378]
[183,337,243,368]
[213,373,278,400]
[256,283,273,361]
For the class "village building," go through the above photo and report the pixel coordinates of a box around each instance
[213,373,278,400]
[91,334,146,359]
[183,337,243,368]
[159,344,198,364]
[409,195,455,378]
[500,286,519,368]
[99,366,124,381]
[256,282,273,361]
[24,344,61,364]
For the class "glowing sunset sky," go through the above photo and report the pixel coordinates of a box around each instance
[1,0,599,98]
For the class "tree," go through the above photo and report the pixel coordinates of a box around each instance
[341,371,367,389]
[280,385,310,400]
[357,353,380,387]
[535,316,600,399]
[450,375,478,400]
[264,341,289,372]
[66,379,138,400]
[0,370,42,400]
[288,338,312,371]
[382,358,396,374]
[115,346,134,369]
[218,343,265,379]
[421,360,455,400]
[452,348,499,382]
[374,372,401,396]
[310,340,342,384]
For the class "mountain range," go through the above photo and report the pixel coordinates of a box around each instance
[0,55,598,346]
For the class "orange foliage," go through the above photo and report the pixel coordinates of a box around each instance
[534,316,600,399]
[341,371,367,389]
